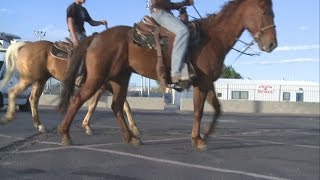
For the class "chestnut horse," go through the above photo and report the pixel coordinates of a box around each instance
[59,0,277,149]
[0,40,140,136]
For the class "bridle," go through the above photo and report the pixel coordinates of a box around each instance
[253,3,276,40]
[232,1,276,63]
[189,0,276,63]
[254,24,276,40]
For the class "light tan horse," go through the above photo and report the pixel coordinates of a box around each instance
[0,40,140,136]
[58,0,277,150]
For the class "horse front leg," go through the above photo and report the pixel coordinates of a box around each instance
[191,86,208,150]
[110,79,141,146]
[1,81,30,125]
[124,99,141,136]
[203,84,221,141]
[29,81,47,133]
[81,88,104,136]
[103,82,141,136]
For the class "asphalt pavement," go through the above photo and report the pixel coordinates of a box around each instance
[0,106,319,180]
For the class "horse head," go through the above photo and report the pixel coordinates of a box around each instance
[242,0,277,52]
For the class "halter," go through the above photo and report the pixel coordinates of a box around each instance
[253,3,276,40]
[254,24,276,40]
[232,2,276,63]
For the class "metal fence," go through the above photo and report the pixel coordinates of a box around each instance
[42,80,320,103]
[180,84,320,103]
[42,81,165,98]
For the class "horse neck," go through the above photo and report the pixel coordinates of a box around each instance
[200,6,246,57]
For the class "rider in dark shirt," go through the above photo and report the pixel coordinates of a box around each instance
[66,0,107,46]
[66,0,107,86]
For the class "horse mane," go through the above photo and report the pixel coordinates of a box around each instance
[217,0,244,18]
[197,0,245,26]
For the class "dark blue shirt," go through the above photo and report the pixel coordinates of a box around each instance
[66,3,93,33]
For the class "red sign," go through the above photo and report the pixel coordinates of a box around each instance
[257,85,273,94]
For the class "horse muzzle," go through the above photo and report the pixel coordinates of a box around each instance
[260,40,277,53]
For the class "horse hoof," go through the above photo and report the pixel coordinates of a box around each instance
[61,137,72,146]
[85,128,94,136]
[1,120,9,126]
[130,126,141,136]
[196,142,207,151]
[1,116,13,125]
[130,137,142,146]
[192,137,207,151]
[38,125,47,133]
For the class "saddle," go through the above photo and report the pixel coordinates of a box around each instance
[133,16,200,49]
[132,16,200,89]
[50,38,74,61]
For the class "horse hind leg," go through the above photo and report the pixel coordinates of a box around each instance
[81,88,104,136]
[60,86,100,146]
[81,83,142,137]
[1,80,30,125]
[100,82,141,136]
[203,84,221,142]
[29,80,48,133]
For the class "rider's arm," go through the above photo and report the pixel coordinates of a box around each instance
[152,0,191,10]
[83,8,107,27]
[88,20,107,27]
[67,17,79,45]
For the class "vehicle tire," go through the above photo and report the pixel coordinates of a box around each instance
[19,100,31,112]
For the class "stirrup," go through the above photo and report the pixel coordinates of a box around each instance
[75,75,84,87]
[167,84,184,92]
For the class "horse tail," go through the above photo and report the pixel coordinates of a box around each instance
[58,35,96,113]
[0,42,28,89]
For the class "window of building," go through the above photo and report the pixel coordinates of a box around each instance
[231,91,248,100]
[217,93,222,97]
[296,93,304,102]
[283,92,290,101]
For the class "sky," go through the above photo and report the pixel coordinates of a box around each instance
[1,0,319,86]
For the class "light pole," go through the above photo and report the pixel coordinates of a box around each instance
[34,30,48,92]
[34,30,46,41]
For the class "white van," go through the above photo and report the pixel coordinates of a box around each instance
[0,48,31,111]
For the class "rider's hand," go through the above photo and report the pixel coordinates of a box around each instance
[184,0,194,6]
[73,39,79,47]
[101,20,108,26]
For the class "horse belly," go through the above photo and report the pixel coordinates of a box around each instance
[128,43,158,79]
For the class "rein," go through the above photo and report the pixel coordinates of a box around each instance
[233,2,277,63]
[190,2,260,61]
[192,4,203,19]
[185,1,275,64]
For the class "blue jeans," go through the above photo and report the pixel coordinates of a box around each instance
[151,10,190,78]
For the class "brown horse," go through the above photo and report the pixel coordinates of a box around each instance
[59,0,277,149]
[0,40,140,136]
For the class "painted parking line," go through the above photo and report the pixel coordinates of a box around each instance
[89,125,119,129]
[13,142,290,180]
[215,136,319,149]
[16,137,190,154]
[285,129,320,136]
[0,134,24,140]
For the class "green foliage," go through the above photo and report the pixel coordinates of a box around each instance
[221,65,242,79]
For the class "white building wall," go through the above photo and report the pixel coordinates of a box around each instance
[176,79,320,104]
